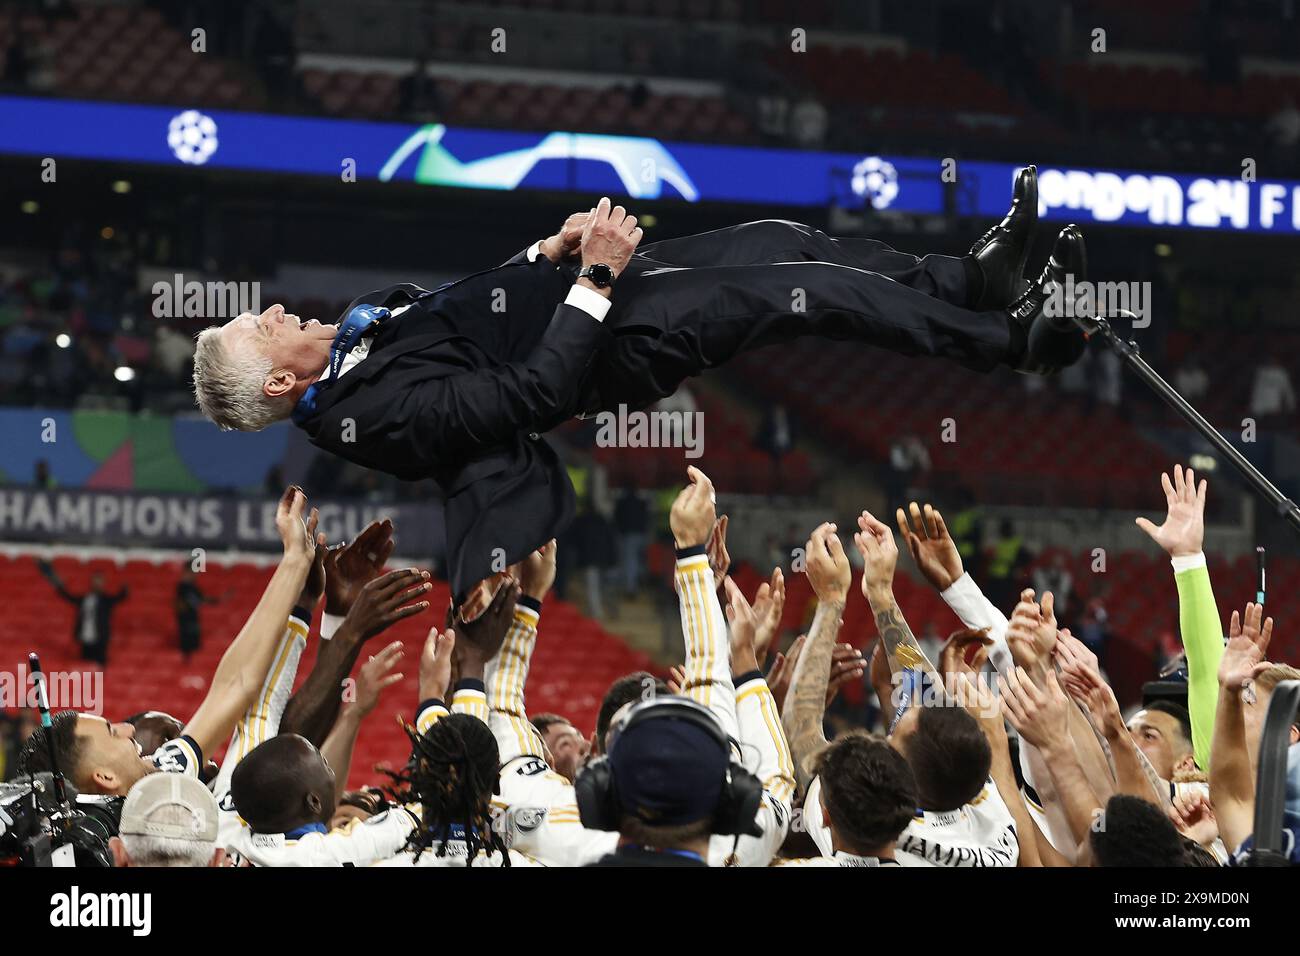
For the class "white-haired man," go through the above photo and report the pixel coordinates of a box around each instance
[193,179,1085,609]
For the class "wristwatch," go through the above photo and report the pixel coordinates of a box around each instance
[578,263,616,289]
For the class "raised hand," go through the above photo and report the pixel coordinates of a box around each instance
[512,540,557,602]
[939,627,993,679]
[721,577,759,668]
[853,509,899,602]
[1219,602,1273,689]
[539,211,591,262]
[766,634,863,712]
[353,640,405,717]
[342,567,432,641]
[669,466,717,549]
[297,530,329,610]
[275,486,318,561]
[897,502,964,592]
[1170,789,1219,848]
[1135,464,1207,558]
[1006,588,1058,673]
[999,665,1071,751]
[752,567,785,665]
[454,577,520,674]
[951,671,1006,745]
[419,627,456,704]
[323,519,395,616]
[579,196,643,288]
[805,522,851,605]
[707,515,732,589]
[1058,654,1125,739]
[765,634,804,710]
[666,664,686,695]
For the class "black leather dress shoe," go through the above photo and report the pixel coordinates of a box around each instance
[1009,224,1089,375]
[969,165,1037,310]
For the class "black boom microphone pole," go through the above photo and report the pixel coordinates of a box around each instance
[1074,310,1300,538]
[28,652,71,812]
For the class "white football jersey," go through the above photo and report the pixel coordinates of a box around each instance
[225,806,419,867]
[804,775,1018,867]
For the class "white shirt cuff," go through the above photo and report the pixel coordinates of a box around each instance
[565,282,611,322]
[1171,552,1207,573]
[526,240,544,262]
[320,611,346,641]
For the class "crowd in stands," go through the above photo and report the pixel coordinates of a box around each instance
[3,1,1300,173]
[4,462,1296,866]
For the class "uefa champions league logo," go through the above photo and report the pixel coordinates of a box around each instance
[851,156,899,210]
[167,110,219,165]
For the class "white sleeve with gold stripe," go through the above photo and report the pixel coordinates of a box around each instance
[491,754,618,867]
[705,673,795,867]
[211,614,309,804]
[485,603,546,763]
[674,550,739,741]
[451,679,488,722]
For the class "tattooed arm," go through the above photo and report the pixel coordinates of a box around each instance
[780,523,851,794]
[853,509,939,680]
[782,599,844,793]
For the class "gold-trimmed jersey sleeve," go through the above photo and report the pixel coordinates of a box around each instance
[706,674,795,866]
[485,604,546,762]
[675,552,738,741]
[451,679,489,723]
[211,614,309,801]
[491,754,618,866]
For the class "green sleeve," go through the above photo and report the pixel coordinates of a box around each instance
[1174,563,1223,771]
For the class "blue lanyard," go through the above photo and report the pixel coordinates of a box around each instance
[293,304,389,423]
[889,667,925,735]
[628,845,705,863]
[284,822,328,840]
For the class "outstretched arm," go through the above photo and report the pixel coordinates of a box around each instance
[1001,666,1102,851]
[320,641,405,805]
[711,576,796,866]
[782,522,852,794]
[1056,631,1169,810]
[949,668,1042,868]
[1210,602,1273,854]
[180,488,317,761]
[1135,464,1222,772]
[280,567,433,745]
[670,467,740,739]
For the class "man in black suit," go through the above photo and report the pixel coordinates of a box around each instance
[194,168,1086,610]
[40,565,129,666]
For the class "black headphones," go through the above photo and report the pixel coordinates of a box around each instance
[574,695,764,837]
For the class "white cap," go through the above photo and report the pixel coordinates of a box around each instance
[119,771,218,842]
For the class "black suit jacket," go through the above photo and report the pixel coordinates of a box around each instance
[295,257,611,603]
[55,586,128,647]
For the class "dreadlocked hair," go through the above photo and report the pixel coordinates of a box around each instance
[385,713,508,867]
